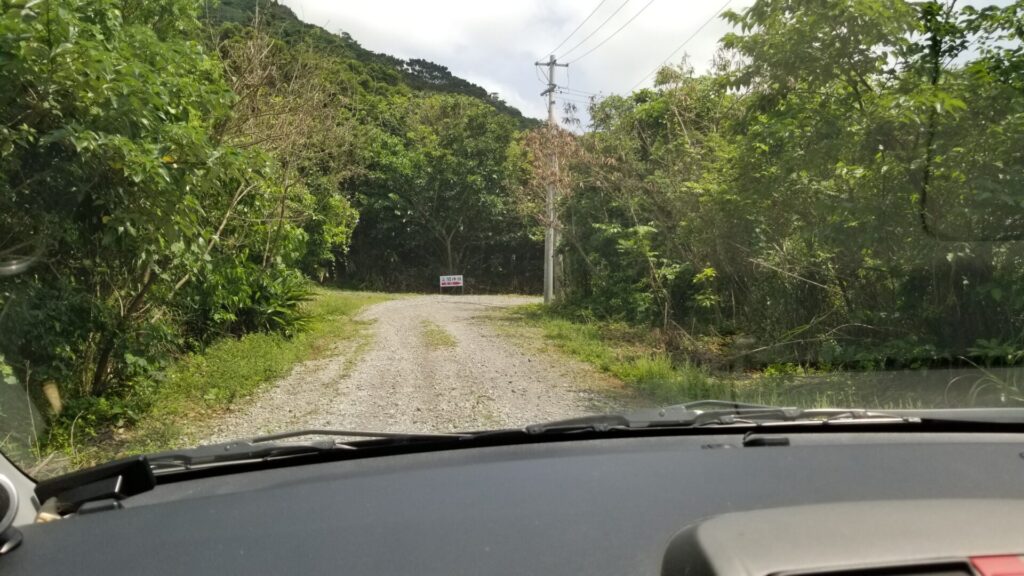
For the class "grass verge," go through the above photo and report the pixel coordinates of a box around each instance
[420,320,457,349]
[55,288,392,471]
[507,305,944,410]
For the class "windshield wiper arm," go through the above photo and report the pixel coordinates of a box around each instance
[146,405,1024,473]
[148,429,472,471]
[148,440,342,471]
[523,414,632,434]
[520,402,1024,440]
[251,429,469,443]
[519,402,915,434]
[684,407,911,427]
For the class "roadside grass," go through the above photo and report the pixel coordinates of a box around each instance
[507,305,936,410]
[420,319,457,349]
[58,288,392,469]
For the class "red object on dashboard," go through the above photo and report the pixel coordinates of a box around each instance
[971,556,1024,576]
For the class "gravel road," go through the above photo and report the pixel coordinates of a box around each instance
[204,295,629,442]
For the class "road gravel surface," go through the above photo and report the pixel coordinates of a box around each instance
[205,295,628,441]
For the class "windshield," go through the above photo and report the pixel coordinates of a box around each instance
[3,0,1024,479]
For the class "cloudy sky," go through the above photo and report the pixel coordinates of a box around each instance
[280,0,757,123]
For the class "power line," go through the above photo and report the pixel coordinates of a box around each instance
[559,98,594,106]
[561,91,598,103]
[629,0,732,91]
[534,65,548,84]
[566,0,657,64]
[547,0,612,57]
[556,92,595,103]
[558,0,634,60]
[561,87,597,96]
[562,92,597,100]
[565,66,598,97]
[557,88,595,99]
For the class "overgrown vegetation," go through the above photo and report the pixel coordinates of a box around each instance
[515,305,978,409]
[45,288,390,472]
[0,0,537,467]
[521,1,1024,392]
[421,320,457,349]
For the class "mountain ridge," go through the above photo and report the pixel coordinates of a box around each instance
[214,0,539,128]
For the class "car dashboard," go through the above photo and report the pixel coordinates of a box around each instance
[3,431,1024,575]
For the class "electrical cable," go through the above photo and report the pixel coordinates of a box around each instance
[558,95,595,105]
[563,89,597,97]
[565,0,657,64]
[562,86,597,96]
[628,0,731,90]
[535,65,548,84]
[565,66,598,96]
[546,0,612,57]
[558,0,634,60]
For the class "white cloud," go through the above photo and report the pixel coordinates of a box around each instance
[280,0,756,122]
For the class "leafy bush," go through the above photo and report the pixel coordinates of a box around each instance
[178,262,311,342]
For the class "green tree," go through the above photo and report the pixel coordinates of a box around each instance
[350,93,537,289]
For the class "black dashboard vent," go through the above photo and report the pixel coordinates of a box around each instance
[781,562,975,576]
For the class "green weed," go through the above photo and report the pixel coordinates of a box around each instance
[510,304,947,410]
[421,320,457,349]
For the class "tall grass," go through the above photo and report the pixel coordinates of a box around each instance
[511,305,945,410]
[518,306,723,405]
[47,288,392,471]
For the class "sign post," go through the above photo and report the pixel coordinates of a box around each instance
[439,275,464,295]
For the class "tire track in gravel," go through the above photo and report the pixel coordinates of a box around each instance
[204,295,630,442]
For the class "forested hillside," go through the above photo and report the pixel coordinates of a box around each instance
[208,0,542,291]
[215,0,535,127]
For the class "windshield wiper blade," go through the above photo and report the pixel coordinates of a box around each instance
[881,408,1024,424]
[521,402,914,434]
[683,407,912,427]
[674,400,781,411]
[148,440,340,471]
[147,429,472,471]
[148,407,1024,473]
[524,404,1024,436]
[523,414,632,434]
[628,399,922,427]
[250,428,470,443]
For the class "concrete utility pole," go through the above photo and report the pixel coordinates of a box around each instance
[535,54,567,305]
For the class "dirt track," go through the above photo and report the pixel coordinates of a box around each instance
[204,295,627,442]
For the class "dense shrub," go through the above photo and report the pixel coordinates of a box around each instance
[548,0,1024,370]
